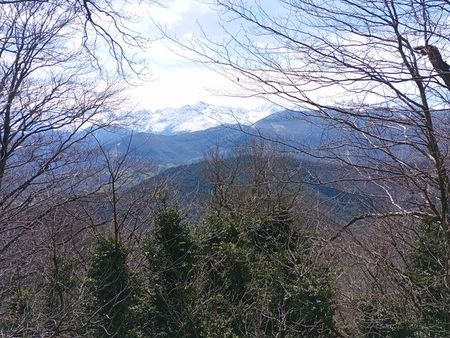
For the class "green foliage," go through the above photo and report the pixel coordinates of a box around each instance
[45,256,76,309]
[0,257,78,337]
[355,220,449,338]
[278,266,336,337]
[201,215,251,298]
[407,221,450,336]
[0,286,36,337]
[87,238,137,338]
[43,255,77,335]
[248,209,292,251]
[356,300,417,338]
[142,206,199,337]
[197,210,336,337]
[197,215,252,337]
[251,210,335,337]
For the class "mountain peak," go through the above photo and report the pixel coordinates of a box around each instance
[132,101,278,135]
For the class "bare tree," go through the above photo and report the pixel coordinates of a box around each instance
[0,0,159,263]
[178,0,450,335]
[0,0,155,75]
[0,2,121,260]
[185,0,449,229]
[204,141,304,218]
[93,135,167,246]
[0,1,158,335]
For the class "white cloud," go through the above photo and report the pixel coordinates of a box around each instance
[127,61,264,111]
[121,1,268,111]
[150,0,210,27]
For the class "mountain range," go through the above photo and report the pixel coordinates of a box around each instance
[93,102,377,220]
[130,102,279,135]
[96,102,330,169]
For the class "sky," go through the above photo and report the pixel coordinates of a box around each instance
[125,0,444,114]
[124,0,274,111]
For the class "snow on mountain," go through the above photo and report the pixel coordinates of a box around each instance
[132,102,278,135]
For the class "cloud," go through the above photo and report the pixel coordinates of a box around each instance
[122,1,267,111]
[150,0,211,27]
[127,63,246,110]
[126,41,265,111]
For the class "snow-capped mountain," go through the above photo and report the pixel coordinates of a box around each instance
[132,102,278,135]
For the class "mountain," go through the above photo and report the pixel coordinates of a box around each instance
[252,110,330,148]
[131,101,278,135]
[97,109,331,170]
[96,106,379,220]
[139,156,376,221]
[104,125,251,168]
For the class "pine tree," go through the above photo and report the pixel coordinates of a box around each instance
[355,219,449,337]
[197,209,336,337]
[356,300,417,338]
[43,253,76,336]
[0,284,36,337]
[196,214,252,337]
[87,238,137,338]
[142,206,199,337]
[248,209,336,337]
[407,220,449,337]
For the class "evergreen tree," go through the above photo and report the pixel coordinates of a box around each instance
[196,215,252,337]
[356,300,417,338]
[43,254,77,336]
[197,209,336,337]
[248,209,336,337]
[356,219,449,337]
[87,238,137,338]
[407,220,449,337]
[142,206,199,337]
[0,284,36,337]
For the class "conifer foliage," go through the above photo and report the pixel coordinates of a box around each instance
[142,206,199,337]
[196,209,336,337]
[87,238,137,338]
[356,219,450,337]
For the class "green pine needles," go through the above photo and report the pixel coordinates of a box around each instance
[87,238,138,338]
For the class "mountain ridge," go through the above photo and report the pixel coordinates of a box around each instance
[130,101,280,135]
[95,107,328,169]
